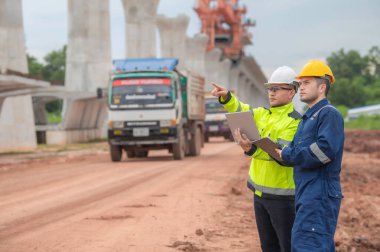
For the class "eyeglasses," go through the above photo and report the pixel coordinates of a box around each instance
[266,86,293,93]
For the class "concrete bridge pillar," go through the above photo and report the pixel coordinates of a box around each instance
[204,48,222,91]
[185,34,208,76]
[238,56,268,108]
[0,0,37,151]
[0,0,27,73]
[66,0,112,92]
[0,95,36,151]
[247,83,259,106]
[237,76,249,104]
[228,67,240,94]
[157,15,189,70]
[121,0,160,58]
[217,59,231,90]
[32,99,49,125]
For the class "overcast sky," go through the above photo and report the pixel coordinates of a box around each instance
[22,0,380,78]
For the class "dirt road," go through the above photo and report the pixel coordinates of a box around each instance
[0,139,259,252]
[1,130,379,252]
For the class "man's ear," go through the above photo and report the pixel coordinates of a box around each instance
[290,90,296,99]
[320,84,326,93]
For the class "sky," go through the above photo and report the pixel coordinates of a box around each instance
[22,0,380,78]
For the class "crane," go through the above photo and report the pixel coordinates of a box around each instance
[194,0,255,61]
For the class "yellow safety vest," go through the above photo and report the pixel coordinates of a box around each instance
[221,92,301,197]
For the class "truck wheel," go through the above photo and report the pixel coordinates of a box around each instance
[110,145,122,162]
[204,134,209,143]
[127,151,136,158]
[189,127,201,156]
[228,132,234,142]
[135,151,148,158]
[173,129,185,160]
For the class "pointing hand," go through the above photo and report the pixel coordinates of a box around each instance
[211,82,228,100]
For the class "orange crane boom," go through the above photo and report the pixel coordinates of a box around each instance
[194,0,255,60]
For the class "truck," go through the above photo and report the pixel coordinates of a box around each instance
[105,58,205,161]
[204,95,233,142]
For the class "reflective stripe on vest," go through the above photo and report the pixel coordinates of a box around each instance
[278,138,291,146]
[248,176,295,196]
[236,102,242,112]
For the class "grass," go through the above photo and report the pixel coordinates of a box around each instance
[0,151,33,156]
[345,115,380,130]
[47,113,62,124]
[37,141,107,152]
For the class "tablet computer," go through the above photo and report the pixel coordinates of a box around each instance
[225,111,260,142]
[252,137,282,161]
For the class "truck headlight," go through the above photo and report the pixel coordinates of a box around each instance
[160,120,171,127]
[112,121,124,129]
[160,119,176,127]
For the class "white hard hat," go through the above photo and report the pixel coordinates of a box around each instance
[265,66,299,91]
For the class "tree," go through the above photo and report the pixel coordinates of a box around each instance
[42,45,66,84]
[327,49,370,83]
[329,77,367,108]
[327,46,380,108]
[27,46,66,118]
[368,46,380,79]
[27,54,44,78]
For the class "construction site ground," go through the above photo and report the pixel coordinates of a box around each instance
[0,130,379,252]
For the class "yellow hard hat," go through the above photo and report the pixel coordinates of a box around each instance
[296,59,335,84]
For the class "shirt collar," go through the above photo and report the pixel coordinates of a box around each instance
[269,102,294,115]
[303,98,330,119]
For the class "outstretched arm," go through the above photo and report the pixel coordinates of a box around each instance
[210,82,228,100]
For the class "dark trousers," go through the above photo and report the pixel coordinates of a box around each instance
[253,194,295,252]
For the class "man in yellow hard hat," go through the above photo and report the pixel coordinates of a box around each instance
[211,66,301,252]
[276,60,344,251]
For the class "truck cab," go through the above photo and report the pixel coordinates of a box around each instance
[107,58,205,161]
[204,96,233,142]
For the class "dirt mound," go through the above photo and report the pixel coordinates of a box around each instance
[344,129,380,154]
[336,130,380,251]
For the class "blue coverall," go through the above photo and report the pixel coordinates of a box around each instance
[281,99,344,251]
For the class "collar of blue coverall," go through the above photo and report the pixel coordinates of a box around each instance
[303,98,330,119]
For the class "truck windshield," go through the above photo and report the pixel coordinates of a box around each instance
[205,99,227,114]
[111,78,174,108]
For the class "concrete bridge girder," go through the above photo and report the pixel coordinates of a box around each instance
[157,14,189,70]
[32,89,107,145]
[122,0,160,58]
[44,97,107,145]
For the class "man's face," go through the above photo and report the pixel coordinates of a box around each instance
[266,84,294,107]
[298,77,319,104]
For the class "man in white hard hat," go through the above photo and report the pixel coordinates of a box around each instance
[211,66,301,252]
